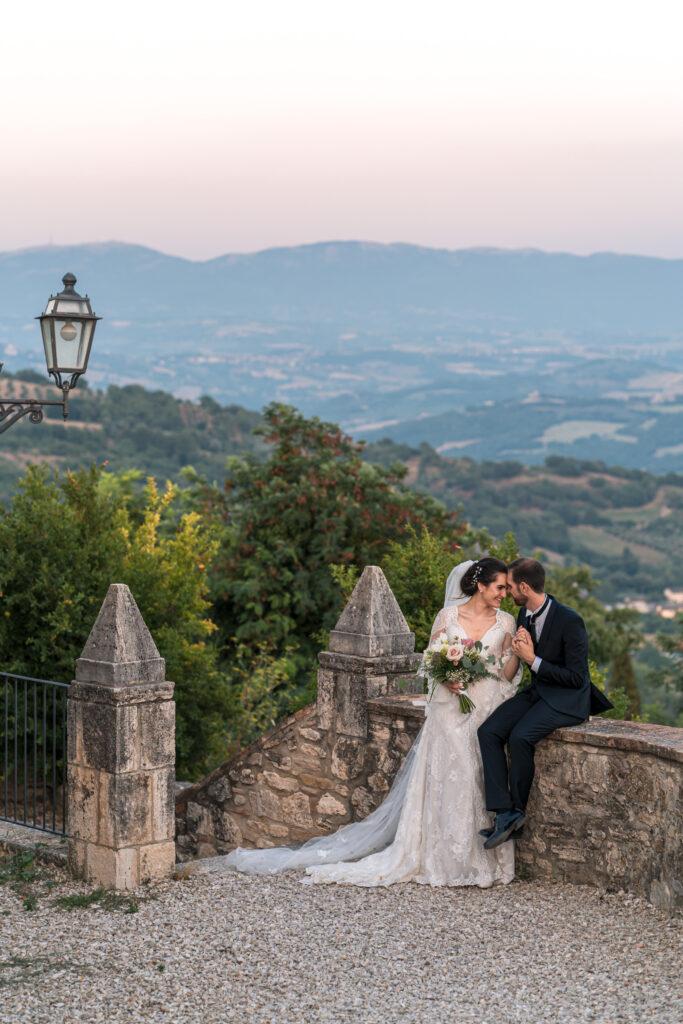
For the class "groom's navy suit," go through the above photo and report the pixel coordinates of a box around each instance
[478,596,613,813]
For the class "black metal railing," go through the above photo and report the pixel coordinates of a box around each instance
[0,672,69,836]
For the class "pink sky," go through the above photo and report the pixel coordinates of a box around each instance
[1,1,681,260]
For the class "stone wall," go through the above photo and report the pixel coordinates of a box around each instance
[516,718,682,915]
[175,697,423,860]
[175,566,682,915]
[175,566,422,860]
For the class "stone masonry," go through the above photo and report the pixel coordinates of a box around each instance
[516,717,682,915]
[175,566,422,858]
[175,567,682,915]
[68,584,176,890]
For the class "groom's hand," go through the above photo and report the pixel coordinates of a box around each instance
[512,628,535,665]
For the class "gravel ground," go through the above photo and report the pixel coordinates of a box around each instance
[0,856,680,1024]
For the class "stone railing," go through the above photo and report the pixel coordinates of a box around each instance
[175,566,421,857]
[175,566,682,915]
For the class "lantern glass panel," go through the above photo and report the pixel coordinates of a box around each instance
[53,319,88,372]
[55,300,84,316]
[40,319,54,370]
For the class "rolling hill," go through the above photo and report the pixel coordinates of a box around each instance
[0,372,680,606]
[1,241,681,473]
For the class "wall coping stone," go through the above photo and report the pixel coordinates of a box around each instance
[368,694,683,763]
[69,680,175,706]
[549,717,683,764]
[327,631,415,658]
[367,693,428,721]
[318,650,421,673]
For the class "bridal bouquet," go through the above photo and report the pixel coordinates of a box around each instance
[422,633,500,713]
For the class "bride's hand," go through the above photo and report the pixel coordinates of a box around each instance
[512,628,535,665]
[442,680,464,695]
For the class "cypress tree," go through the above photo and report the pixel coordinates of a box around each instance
[609,650,641,719]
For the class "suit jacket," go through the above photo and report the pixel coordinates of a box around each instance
[517,596,614,719]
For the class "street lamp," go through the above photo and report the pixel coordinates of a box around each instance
[0,273,100,434]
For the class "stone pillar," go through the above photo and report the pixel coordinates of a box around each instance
[67,584,176,889]
[317,566,421,739]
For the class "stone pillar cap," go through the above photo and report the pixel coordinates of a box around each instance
[329,566,414,658]
[75,583,166,686]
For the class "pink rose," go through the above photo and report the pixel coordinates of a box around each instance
[463,638,475,648]
[446,643,464,663]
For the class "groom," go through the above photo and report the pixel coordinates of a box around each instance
[477,557,613,849]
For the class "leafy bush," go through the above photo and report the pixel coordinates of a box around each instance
[186,404,463,674]
[0,465,226,778]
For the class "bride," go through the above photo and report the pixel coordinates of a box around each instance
[218,557,523,888]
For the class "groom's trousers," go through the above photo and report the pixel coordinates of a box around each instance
[477,688,583,813]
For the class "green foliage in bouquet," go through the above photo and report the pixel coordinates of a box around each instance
[422,637,501,714]
[425,641,498,686]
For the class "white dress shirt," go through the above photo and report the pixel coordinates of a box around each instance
[528,595,552,674]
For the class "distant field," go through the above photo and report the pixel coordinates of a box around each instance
[568,526,667,565]
[655,442,683,457]
[604,490,673,525]
[538,421,635,445]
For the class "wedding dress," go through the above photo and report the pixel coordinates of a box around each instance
[210,564,522,888]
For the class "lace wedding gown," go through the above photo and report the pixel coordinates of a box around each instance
[218,606,522,889]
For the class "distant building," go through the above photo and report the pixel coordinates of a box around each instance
[658,607,678,620]
[616,599,654,615]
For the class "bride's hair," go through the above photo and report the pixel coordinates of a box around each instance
[459,557,508,596]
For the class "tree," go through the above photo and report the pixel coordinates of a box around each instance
[544,565,643,667]
[0,465,226,778]
[374,526,464,652]
[652,612,683,723]
[608,651,641,718]
[186,404,463,676]
[604,608,645,718]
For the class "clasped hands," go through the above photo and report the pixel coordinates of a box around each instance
[441,628,535,692]
[511,627,535,665]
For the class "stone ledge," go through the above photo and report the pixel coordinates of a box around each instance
[367,693,428,721]
[69,680,175,705]
[328,630,416,658]
[318,651,421,674]
[0,822,68,868]
[75,657,167,685]
[369,696,683,764]
[550,718,683,765]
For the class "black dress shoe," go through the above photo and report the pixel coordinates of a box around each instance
[483,810,526,850]
[479,824,525,840]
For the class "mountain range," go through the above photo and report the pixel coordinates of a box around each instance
[1,240,682,470]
